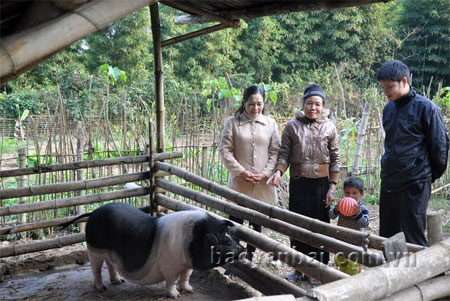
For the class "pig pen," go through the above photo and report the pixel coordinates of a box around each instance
[0,247,255,300]
[2,151,450,300]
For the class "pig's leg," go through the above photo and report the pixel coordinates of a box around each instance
[179,269,193,293]
[88,250,106,290]
[105,257,124,285]
[162,271,181,299]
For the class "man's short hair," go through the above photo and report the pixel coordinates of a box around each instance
[343,177,364,193]
[376,60,411,84]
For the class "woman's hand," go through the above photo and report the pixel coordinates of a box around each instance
[251,173,267,183]
[325,188,336,207]
[267,170,282,186]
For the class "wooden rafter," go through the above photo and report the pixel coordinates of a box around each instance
[218,0,389,19]
[162,23,229,47]
[160,0,240,28]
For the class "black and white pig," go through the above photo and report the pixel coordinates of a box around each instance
[67,203,243,298]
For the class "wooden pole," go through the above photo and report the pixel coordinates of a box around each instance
[427,211,444,246]
[0,187,150,217]
[0,216,89,235]
[150,3,165,153]
[154,194,349,284]
[0,233,85,258]
[308,237,450,301]
[75,121,86,232]
[156,179,383,267]
[155,161,369,247]
[0,171,149,199]
[0,203,152,235]
[161,24,230,47]
[368,234,424,253]
[224,259,308,297]
[0,152,182,178]
[379,274,450,301]
[17,148,27,224]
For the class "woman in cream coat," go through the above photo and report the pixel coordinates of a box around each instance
[220,85,280,261]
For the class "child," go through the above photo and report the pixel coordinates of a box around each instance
[329,177,369,275]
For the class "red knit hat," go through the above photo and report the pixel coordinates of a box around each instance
[338,197,358,217]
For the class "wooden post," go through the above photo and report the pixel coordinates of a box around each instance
[427,211,443,246]
[75,121,85,232]
[201,146,208,179]
[18,148,27,224]
[150,3,165,153]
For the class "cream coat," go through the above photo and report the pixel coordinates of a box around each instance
[220,113,280,204]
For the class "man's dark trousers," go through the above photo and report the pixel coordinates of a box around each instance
[379,181,431,247]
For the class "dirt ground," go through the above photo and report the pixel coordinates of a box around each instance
[0,202,449,300]
[0,247,256,301]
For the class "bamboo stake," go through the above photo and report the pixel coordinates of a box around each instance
[0,187,150,217]
[308,237,450,301]
[75,121,86,232]
[156,178,383,267]
[352,101,370,175]
[0,152,182,177]
[0,233,85,258]
[155,161,369,247]
[17,148,27,224]
[155,194,349,284]
[0,172,149,199]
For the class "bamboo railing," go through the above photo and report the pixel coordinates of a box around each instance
[0,151,182,258]
[155,178,383,266]
[155,161,424,253]
[155,194,348,284]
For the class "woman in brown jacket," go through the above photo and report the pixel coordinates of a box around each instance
[220,85,280,262]
[268,83,340,285]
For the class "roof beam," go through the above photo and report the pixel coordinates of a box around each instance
[160,0,240,28]
[162,23,229,47]
[218,0,391,20]
[174,14,211,25]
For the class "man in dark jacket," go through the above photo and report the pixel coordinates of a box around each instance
[377,60,449,246]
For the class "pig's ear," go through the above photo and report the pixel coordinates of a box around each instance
[204,233,219,249]
[222,220,234,228]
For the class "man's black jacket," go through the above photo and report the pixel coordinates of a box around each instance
[381,87,449,191]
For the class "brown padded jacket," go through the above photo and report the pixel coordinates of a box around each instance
[276,110,340,182]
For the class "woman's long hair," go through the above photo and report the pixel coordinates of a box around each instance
[234,85,266,116]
